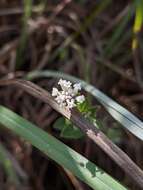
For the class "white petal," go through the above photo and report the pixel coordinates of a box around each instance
[52,88,59,96]
[76,95,85,103]
[58,79,71,88]
[73,83,81,90]
[66,99,76,109]
[73,83,81,94]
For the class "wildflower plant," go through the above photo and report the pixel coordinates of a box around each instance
[52,79,121,141]
[52,79,98,139]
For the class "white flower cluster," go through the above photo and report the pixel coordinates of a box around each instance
[52,79,85,110]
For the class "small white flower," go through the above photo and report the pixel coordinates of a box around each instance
[73,83,81,91]
[55,96,62,104]
[59,102,66,107]
[52,88,59,96]
[76,95,85,104]
[52,79,85,110]
[55,94,65,103]
[73,83,81,94]
[66,99,76,109]
[58,79,72,91]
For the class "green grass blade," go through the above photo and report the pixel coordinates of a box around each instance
[132,0,143,50]
[0,105,127,190]
[26,71,143,141]
[105,5,133,56]
[16,0,33,68]
[0,143,20,185]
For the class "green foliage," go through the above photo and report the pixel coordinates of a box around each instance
[53,98,122,142]
[0,105,127,190]
[53,99,99,140]
[77,100,99,128]
[77,99,89,113]
[53,100,98,140]
[53,117,84,139]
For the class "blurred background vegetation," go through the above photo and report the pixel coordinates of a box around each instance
[0,0,143,190]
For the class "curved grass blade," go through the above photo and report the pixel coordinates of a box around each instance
[16,0,33,68]
[105,4,133,56]
[0,143,20,185]
[0,105,127,190]
[132,0,143,50]
[26,71,143,141]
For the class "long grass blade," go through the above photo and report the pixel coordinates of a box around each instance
[0,105,127,190]
[132,0,143,50]
[105,5,133,56]
[0,143,20,185]
[16,0,33,68]
[26,71,143,141]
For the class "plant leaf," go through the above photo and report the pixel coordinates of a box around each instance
[53,117,84,139]
[0,105,127,190]
[26,70,143,141]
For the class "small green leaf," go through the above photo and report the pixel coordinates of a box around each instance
[53,117,84,139]
[61,124,84,139]
[77,100,89,113]
[53,117,65,130]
